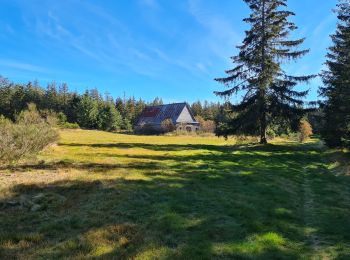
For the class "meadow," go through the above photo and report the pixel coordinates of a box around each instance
[0,129,350,259]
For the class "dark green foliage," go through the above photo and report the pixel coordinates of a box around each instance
[320,1,350,147]
[60,122,80,129]
[135,123,159,135]
[215,102,236,137]
[307,109,324,135]
[76,93,99,129]
[215,0,315,143]
[191,101,203,117]
[97,102,123,131]
[191,100,221,121]
[56,112,67,125]
[115,97,147,130]
[0,77,124,132]
[0,75,223,133]
[150,97,163,106]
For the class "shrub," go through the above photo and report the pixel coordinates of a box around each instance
[299,119,313,143]
[161,119,176,133]
[266,128,276,140]
[57,112,68,125]
[135,123,159,135]
[50,111,80,129]
[195,116,215,133]
[0,104,59,164]
[60,122,80,129]
[38,109,61,127]
[16,103,44,124]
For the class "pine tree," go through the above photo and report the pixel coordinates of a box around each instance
[151,97,163,106]
[0,77,14,119]
[320,0,350,147]
[115,97,125,116]
[76,93,99,129]
[215,0,315,143]
[191,101,203,117]
[97,101,123,131]
[58,82,69,110]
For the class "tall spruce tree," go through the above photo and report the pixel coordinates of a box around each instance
[215,0,315,143]
[320,0,350,147]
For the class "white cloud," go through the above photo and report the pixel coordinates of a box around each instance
[312,13,336,38]
[8,0,236,82]
[0,59,47,73]
[187,0,241,61]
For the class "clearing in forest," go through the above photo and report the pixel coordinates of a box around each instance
[0,129,349,259]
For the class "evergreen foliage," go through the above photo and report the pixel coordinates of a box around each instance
[215,0,315,143]
[76,93,99,129]
[0,76,221,132]
[97,102,123,131]
[191,101,221,121]
[320,0,350,147]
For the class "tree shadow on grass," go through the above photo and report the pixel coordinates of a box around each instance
[0,161,164,173]
[0,173,305,259]
[0,142,350,258]
[60,142,234,152]
[60,141,323,153]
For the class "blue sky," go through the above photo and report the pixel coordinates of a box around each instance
[0,0,337,103]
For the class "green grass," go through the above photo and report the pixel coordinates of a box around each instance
[0,129,350,259]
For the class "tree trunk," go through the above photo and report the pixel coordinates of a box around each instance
[259,0,268,145]
[260,110,267,144]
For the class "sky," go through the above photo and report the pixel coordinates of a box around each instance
[0,0,338,103]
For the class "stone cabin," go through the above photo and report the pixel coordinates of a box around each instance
[135,102,200,132]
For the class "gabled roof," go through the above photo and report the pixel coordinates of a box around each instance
[136,102,198,126]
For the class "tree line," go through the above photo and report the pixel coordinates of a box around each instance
[0,77,221,132]
[1,0,348,147]
[215,0,350,147]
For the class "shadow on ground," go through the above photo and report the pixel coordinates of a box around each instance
[1,142,350,259]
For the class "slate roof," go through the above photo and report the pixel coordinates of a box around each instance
[136,102,199,126]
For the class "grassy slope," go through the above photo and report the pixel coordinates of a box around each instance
[0,129,350,259]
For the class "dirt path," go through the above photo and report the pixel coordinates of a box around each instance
[302,166,321,252]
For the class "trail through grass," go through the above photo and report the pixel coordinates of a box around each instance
[0,129,349,259]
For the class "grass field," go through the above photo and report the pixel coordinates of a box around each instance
[1,129,350,259]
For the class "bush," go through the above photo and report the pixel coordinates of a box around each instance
[50,111,80,129]
[195,116,215,133]
[57,112,68,125]
[266,128,276,140]
[281,132,299,142]
[0,104,59,164]
[60,122,80,129]
[161,119,176,133]
[135,123,159,135]
[299,119,313,143]
[16,103,44,124]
